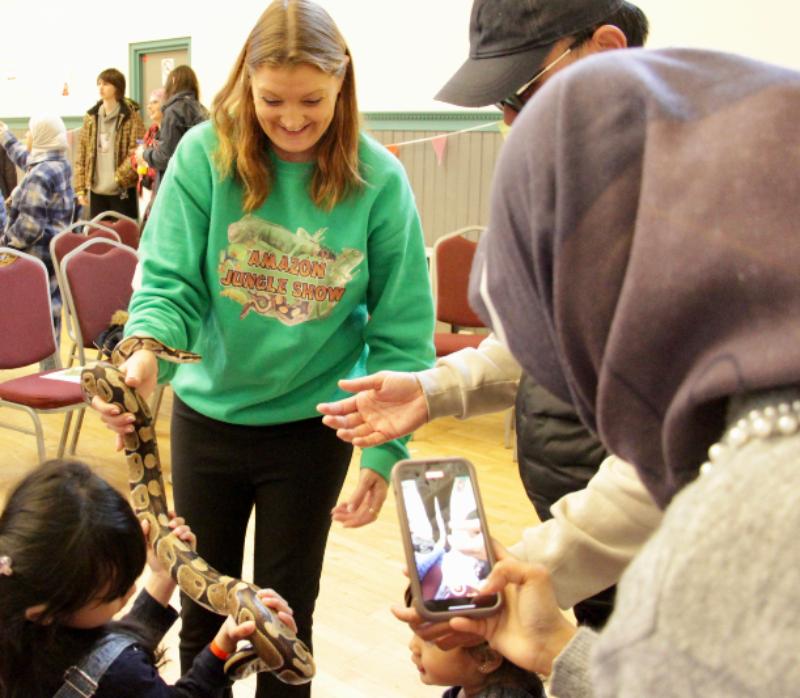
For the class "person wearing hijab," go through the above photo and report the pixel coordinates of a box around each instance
[0,115,74,342]
[453,48,800,697]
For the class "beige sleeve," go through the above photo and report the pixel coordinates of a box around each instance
[509,455,664,609]
[417,334,521,420]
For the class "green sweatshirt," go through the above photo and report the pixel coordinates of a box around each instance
[126,122,435,479]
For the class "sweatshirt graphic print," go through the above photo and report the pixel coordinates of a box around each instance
[219,215,363,325]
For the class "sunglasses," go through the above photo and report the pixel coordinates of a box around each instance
[496,45,575,113]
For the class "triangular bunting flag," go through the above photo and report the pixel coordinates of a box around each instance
[431,135,447,166]
[386,144,400,158]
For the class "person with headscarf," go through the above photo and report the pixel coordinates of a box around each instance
[445,47,800,697]
[0,115,74,341]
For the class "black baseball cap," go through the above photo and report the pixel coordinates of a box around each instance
[436,0,624,107]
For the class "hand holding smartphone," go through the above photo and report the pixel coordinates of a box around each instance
[392,457,503,620]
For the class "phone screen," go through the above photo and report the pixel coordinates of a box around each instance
[398,459,496,613]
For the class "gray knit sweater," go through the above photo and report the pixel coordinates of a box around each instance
[550,389,800,697]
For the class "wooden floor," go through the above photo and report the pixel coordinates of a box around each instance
[0,356,538,697]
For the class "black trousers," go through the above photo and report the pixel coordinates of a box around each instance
[89,189,138,221]
[170,395,353,697]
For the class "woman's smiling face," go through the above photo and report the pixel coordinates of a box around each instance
[250,62,343,163]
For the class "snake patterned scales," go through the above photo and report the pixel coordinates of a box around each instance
[80,337,315,684]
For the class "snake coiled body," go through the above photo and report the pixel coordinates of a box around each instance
[80,337,315,684]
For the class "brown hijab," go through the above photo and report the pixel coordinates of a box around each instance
[470,49,800,507]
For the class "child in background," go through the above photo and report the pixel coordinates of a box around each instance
[0,459,295,698]
[404,588,545,698]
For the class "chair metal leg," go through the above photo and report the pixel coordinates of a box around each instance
[66,341,78,368]
[504,406,515,449]
[57,410,76,458]
[67,407,85,455]
[29,411,47,463]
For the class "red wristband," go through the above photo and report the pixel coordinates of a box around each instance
[209,639,231,661]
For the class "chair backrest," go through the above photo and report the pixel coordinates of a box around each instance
[90,211,140,249]
[50,221,121,273]
[431,226,485,328]
[60,239,138,364]
[0,248,59,368]
[50,223,122,352]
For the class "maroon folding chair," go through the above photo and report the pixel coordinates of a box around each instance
[50,221,121,366]
[60,238,139,367]
[431,226,487,357]
[90,211,141,249]
[430,226,515,449]
[0,248,86,461]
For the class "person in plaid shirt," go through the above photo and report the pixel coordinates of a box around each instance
[0,116,74,349]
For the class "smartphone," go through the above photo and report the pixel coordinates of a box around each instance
[392,457,502,620]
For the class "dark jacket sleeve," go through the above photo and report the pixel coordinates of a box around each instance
[125,589,179,643]
[96,646,231,698]
[96,590,231,697]
[144,97,208,173]
[515,374,608,521]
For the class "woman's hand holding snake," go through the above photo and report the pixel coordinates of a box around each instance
[82,337,315,684]
[92,348,158,451]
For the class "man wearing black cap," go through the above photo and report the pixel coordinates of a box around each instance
[433,0,650,631]
[319,0,653,630]
[437,0,648,125]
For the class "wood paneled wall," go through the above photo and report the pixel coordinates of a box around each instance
[9,116,505,250]
[368,129,503,247]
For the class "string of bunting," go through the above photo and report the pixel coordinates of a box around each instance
[385,120,505,165]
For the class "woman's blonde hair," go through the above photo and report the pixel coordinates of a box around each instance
[212,0,363,212]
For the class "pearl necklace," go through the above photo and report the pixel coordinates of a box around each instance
[700,398,800,476]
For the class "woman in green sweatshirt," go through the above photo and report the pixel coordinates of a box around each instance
[91,2,434,696]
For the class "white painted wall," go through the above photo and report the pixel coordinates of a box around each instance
[2,0,800,117]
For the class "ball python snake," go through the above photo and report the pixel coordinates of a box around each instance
[80,336,315,684]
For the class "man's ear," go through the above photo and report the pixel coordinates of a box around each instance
[591,24,628,51]
[25,603,52,624]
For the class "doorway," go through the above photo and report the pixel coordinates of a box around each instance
[129,38,191,126]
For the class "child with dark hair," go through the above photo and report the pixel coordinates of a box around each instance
[403,588,545,698]
[0,459,295,698]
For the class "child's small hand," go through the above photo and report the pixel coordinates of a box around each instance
[212,589,297,655]
[142,515,195,606]
[142,514,196,573]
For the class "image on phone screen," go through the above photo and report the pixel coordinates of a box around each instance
[399,461,494,612]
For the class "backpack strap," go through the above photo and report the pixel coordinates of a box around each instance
[53,633,137,698]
